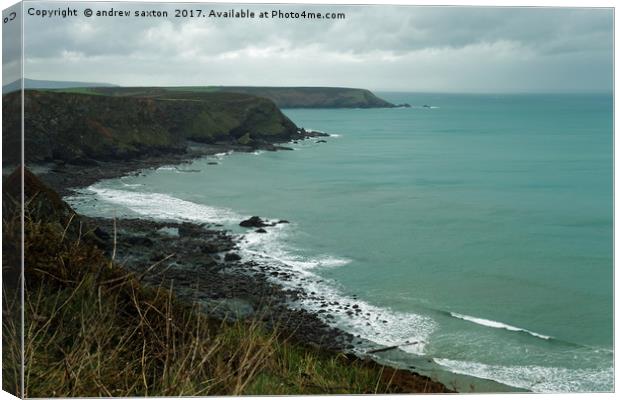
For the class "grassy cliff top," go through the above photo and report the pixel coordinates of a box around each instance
[50,85,397,108]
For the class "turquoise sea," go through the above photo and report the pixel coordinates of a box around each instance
[67,93,613,392]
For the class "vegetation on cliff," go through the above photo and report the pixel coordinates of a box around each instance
[2,90,299,164]
[82,86,399,109]
[2,168,450,396]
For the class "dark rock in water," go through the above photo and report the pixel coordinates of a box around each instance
[255,228,267,233]
[207,162,218,165]
[240,216,268,228]
[277,220,290,224]
[316,140,327,143]
[224,252,242,262]
[274,146,294,151]
[126,236,153,247]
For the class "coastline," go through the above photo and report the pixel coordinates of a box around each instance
[27,136,458,393]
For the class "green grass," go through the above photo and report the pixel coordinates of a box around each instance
[46,87,103,95]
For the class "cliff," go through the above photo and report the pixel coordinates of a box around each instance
[183,87,399,109]
[59,86,401,109]
[2,90,299,164]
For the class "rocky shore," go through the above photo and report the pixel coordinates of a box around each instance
[30,135,451,393]
[36,134,364,353]
[37,133,324,197]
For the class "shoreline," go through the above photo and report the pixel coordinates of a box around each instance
[29,137,459,393]
[30,136,523,392]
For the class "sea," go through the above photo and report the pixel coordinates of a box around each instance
[66,92,613,392]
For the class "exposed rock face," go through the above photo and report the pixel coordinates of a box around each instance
[2,90,300,164]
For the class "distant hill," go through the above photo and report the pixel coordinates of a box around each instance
[64,86,405,109]
[2,78,118,94]
[3,82,403,108]
[210,86,400,108]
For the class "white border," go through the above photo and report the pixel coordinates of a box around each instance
[0,1,616,400]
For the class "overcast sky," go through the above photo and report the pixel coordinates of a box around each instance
[13,2,614,92]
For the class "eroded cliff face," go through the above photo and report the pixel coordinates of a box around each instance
[2,90,299,164]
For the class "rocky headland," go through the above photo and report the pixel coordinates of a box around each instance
[2,88,450,394]
[2,89,328,165]
[64,85,410,109]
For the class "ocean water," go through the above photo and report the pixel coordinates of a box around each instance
[66,93,613,392]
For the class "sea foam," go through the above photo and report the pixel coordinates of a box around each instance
[237,226,436,354]
[434,358,613,392]
[449,312,552,340]
[81,186,243,225]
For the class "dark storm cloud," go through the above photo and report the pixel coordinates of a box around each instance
[21,2,613,92]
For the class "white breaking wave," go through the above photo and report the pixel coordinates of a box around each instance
[73,182,435,359]
[238,226,436,355]
[240,225,352,271]
[434,358,613,393]
[156,166,177,172]
[450,312,552,340]
[84,186,243,224]
[214,151,233,160]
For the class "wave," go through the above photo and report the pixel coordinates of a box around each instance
[434,358,613,392]
[80,186,243,224]
[237,226,436,355]
[214,151,233,160]
[240,225,352,271]
[450,312,552,340]
[71,184,436,358]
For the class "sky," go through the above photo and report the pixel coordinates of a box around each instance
[7,1,615,92]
